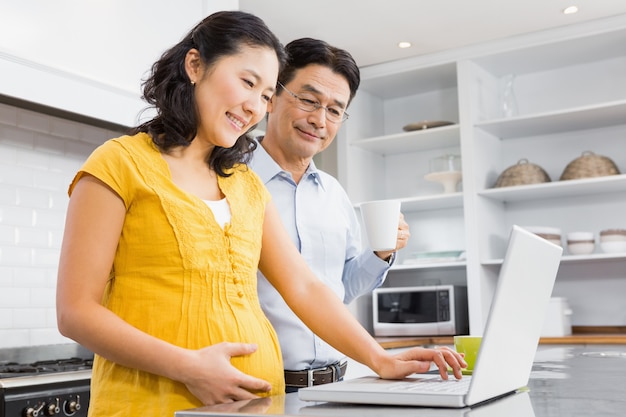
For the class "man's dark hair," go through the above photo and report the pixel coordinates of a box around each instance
[278,38,360,105]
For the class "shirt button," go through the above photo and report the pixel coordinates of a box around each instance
[233,278,239,284]
[238,291,244,298]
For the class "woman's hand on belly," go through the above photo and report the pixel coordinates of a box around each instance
[177,342,272,404]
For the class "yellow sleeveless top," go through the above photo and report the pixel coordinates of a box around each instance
[69,133,284,417]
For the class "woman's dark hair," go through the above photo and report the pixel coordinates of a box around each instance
[278,38,360,105]
[131,11,286,177]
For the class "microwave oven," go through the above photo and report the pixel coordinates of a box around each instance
[372,285,469,337]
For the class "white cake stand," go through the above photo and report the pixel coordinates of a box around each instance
[425,171,462,193]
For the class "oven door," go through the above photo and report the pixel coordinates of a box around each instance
[1,374,90,417]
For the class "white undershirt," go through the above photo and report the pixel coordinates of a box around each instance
[203,198,231,229]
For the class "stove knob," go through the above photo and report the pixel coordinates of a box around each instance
[46,398,60,416]
[63,395,81,415]
[24,402,44,417]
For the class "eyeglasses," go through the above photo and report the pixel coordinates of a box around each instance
[277,82,349,123]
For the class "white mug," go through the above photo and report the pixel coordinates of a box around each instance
[360,200,401,251]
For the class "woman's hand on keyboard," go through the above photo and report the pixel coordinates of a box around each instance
[372,346,467,381]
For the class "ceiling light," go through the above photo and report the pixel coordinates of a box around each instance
[398,41,412,49]
[563,5,578,14]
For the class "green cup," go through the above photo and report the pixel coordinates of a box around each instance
[454,335,482,372]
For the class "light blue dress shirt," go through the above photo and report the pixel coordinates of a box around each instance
[250,138,393,371]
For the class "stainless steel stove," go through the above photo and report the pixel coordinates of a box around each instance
[0,344,92,417]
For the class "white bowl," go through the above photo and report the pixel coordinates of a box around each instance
[567,242,595,255]
[599,229,626,243]
[600,241,626,253]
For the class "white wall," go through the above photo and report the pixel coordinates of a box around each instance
[0,0,238,127]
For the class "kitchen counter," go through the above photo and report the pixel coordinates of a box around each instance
[376,335,626,349]
[175,345,626,416]
[376,327,626,349]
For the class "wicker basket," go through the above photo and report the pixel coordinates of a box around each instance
[560,151,620,181]
[494,159,551,188]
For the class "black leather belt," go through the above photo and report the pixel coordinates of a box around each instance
[284,361,347,388]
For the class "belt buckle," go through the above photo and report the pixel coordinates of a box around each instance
[307,369,316,387]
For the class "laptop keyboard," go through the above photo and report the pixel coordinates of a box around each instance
[387,376,472,393]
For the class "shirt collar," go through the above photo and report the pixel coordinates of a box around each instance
[252,136,325,189]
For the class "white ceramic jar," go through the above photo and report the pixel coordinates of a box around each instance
[566,231,595,255]
[599,229,626,253]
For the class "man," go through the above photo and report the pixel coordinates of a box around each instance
[249,38,410,392]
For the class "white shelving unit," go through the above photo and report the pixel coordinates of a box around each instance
[340,15,626,334]
[354,124,460,154]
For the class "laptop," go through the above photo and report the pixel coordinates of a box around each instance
[298,225,562,408]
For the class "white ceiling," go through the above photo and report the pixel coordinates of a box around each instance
[238,0,626,68]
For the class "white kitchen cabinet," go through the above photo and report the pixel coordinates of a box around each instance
[340,15,626,334]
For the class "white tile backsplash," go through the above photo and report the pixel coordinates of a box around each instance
[0,288,30,308]
[0,330,29,348]
[0,184,17,205]
[34,132,67,155]
[0,309,13,328]
[11,267,46,287]
[33,209,66,229]
[0,266,13,285]
[30,288,57,308]
[0,246,33,266]
[13,308,47,328]
[0,124,36,149]
[1,206,35,227]
[17,110,52,134]
[65,138,102,158]
[17,187,52,209]
[0,225,13,244]
[0,103,18,125]
[0,144,17,166]
[50,118,81,141]
[34,170,70,191]
[16,145,53,169]
[32,248,63,267]
[15,227,50,247]
[0,163,36,187]
[0,104,122,347]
